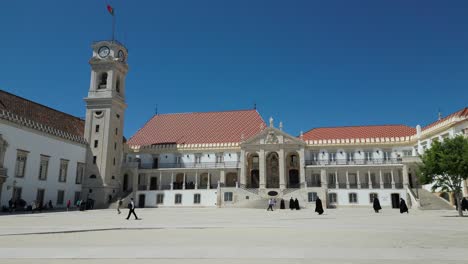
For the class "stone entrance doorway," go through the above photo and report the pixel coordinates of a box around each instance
[266,152,279,188]
[288,169,299,188]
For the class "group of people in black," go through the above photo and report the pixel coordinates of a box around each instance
[372,197,409,214]
[270,197,324,215]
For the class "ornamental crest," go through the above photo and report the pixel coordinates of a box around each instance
[265,131,279,144]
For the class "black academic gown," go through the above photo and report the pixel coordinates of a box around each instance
[295,198,300,210]
[373,198,382,213]
[399,199,409,214]
[315,198,324,215]
[462,198,468,211]
[289,198,295,210]
[280,199,285,209]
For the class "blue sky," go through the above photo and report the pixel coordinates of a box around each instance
[1,0,467,138]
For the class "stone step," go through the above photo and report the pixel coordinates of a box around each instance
[418,188,454,210]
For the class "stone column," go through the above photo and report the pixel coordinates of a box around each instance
[368,170,372,189]
[357,170,361,189]
[320,169,327,189]
[391,169,395,189]
[195,171,198,189]
[402,165,409,189]
[207,172,211,189]
[335,170,339,189]
[240,150,246,187]
[299,148,306,188]
[220,170,226,186]
[279,149,286,189]
[346,170,350,189]
[159,172,162,190]
[259,149,266,189]
[170,172,174,190]
[147,174,151,190]
[379,169,384,189]
[183,172,186,190]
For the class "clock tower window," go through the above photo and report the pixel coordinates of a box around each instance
[116,77,121,93]
[98,72,108,89]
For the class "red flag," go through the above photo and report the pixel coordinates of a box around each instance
[107,4,114,16]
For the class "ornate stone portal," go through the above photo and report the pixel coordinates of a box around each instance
[0,134,9,201]
[266,152,279,188]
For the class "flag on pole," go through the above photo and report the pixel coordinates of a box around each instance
[107,4,114,16]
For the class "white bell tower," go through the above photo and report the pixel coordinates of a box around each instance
[83,40,128,208]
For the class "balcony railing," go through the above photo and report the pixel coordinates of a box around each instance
[138,161,240,170]
[305,158,403,166]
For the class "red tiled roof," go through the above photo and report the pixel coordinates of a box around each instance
[303,125,416,141]
[422,107,468,131]
[0,90,85,138]
[128,109,265,147]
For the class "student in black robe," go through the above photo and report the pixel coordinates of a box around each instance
[373,197,382,213]
[399,198,409,214]
[289,198,295,210]
[295,198,300,210]
[315,197,324,215]
[462,197,468,211]
[280,199,285,209]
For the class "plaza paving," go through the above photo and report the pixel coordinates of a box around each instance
[0,207,467,264]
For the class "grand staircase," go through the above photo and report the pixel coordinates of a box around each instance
[416,188,454,210]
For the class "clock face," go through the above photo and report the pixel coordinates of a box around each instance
[98,46,110,58]
[118,50,125,62]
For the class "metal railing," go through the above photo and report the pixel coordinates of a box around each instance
[305,158,403,166]
[138,161,240,169]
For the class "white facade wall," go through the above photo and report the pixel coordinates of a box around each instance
[136,189,217,207]
[329,189,407,207]
[0,122,86,208]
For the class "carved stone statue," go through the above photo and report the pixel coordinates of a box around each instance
[269,117,274,128]
[0,134,8,168]
[265,131,279,144]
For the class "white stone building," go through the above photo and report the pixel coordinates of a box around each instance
[0,39,467,211]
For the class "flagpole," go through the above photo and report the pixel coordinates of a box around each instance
[112,9,116,42]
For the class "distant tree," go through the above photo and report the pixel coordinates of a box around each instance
[419,135,468,216]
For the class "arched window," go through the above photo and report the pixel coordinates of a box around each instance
[98,72,108,89]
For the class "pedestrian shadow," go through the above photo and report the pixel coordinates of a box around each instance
[441,215,467,218]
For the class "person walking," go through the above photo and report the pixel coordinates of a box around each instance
[267,198,274,211]
[399,198,409,214]
[295,198,300,210]
[66,200,71,211]
[373,197,382,213]
[126,198,139,220]
[117,198,123,214]
[315,197,324,215]
[280,198,285,210]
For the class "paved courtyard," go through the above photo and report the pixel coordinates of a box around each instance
[0,207,467,264]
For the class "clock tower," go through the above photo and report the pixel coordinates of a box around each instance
[83,40,128,208]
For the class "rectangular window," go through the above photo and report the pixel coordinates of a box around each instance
[224,192,233,202]
[59,159,69,182]
[216,153,224,163]
[113,158,116,166]
[175,194,182,204]
[308,192,318,202]
[156,194,164,204]
[195,154,202,164]
[93,156,97,164]
[95,125,100,133]
[349,193,358,204]
[115,128,118,135]
[94,140,98,148]
[36,189,45,205]
[328,173,336,185]
[57,190,65,205]
[369,193,378,203]
[365,152,372,161]
[114,142,117,150]
[38,155,49,180]
[383,151,391,161]
[328,193,337,204]
[403,150,412,157]
[329,153,336,162]
[311,153,319,161]
[347,152,354,162]
[75,162,85,184]
[15,150,28,178]
[175,156,181,164]
[194,194,201,204]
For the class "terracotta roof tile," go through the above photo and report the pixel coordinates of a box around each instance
[303,125,416,141]
[128,109,265,147]
[422,107,468,131]
[0,90,85,138]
